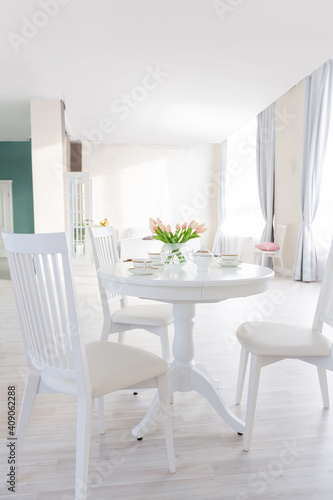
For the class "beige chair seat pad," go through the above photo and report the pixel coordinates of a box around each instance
[86,341,169,397]
[112,303,173,327]
[42,342,169,398]
[236,322,332,357]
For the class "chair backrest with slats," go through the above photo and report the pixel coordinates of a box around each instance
[313,238,333,335]
[89,226,124,306]
[2,231,87,382]
[274,225,287,252]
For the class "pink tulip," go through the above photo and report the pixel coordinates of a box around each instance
[196,223,207,234]
[149,222,157,233]
[175,223,181,230]
[181,222,187,230]
[149,217,157,225]
[157,218,163,226]
[166,224,171,233]
[159,223,166,231]
[189,220,199,230]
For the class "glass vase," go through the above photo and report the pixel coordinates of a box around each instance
[161,243,188,269]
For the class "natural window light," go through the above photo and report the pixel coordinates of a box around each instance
[223,117,265,261]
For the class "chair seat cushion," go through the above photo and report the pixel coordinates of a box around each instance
[236,322,332,357]
[112,303,173,327]
[86,341,169,397]
[41,342,169,398]
[255,242,280,251]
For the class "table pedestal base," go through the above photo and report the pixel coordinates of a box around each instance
[132,302,245,439]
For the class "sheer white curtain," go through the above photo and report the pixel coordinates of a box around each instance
[257,103,275,243]
[312,91,333,279]
[213,141,227,254]
[219,118,264,262]
[256,103,275,268]
[294,59,333,282]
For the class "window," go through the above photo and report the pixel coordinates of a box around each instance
[222,118,265,262]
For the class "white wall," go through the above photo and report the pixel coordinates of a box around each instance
[275,80,305,273]
[82,143,220,249]
[30,99,68,233]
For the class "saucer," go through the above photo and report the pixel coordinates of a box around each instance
[217,260,242,267]
[128,267,159,275]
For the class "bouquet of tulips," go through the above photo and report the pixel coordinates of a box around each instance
[149,218,207,243]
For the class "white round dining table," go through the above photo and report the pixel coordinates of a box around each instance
[98,260,274,436]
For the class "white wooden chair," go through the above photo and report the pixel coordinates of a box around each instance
[88,226,172,362]
[255,224,287,274]
[2,231,175,500]
[235,238,333,452]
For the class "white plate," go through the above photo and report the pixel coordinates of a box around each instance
[128,267,159,275]
[217,260,242,267]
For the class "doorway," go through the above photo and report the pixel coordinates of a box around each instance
[0,180,13,279]
[67,172,92,264]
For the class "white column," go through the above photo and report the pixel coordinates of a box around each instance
[30,99,68,233]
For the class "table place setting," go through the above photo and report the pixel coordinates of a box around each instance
[148,252,164,266]
[128,258,159,275]
[216,253,243,267]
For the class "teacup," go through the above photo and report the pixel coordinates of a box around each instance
[132,258,153,269]
[148,252,162,264]
[219,253,239,262]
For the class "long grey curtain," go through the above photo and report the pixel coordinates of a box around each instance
[294,59,333,282]
[213,141,227,254]
[257,102,275,245]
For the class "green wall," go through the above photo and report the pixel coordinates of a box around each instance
[0,142,34,233]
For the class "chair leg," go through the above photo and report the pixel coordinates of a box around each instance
[157,374,176,474]
[16,372,40,457]
[101,314,112,342]
[317,367,329,408]
[236,347,249,404]
[159,326,171,363]
[75,395,92,500]
[97,397,105,435]
[279,255,284,276]
[118,331,126,343]
[243,354,262,452]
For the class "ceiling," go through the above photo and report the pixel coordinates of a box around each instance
[1,0,333,144]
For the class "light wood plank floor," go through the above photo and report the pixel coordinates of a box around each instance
[1,266,333,499]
